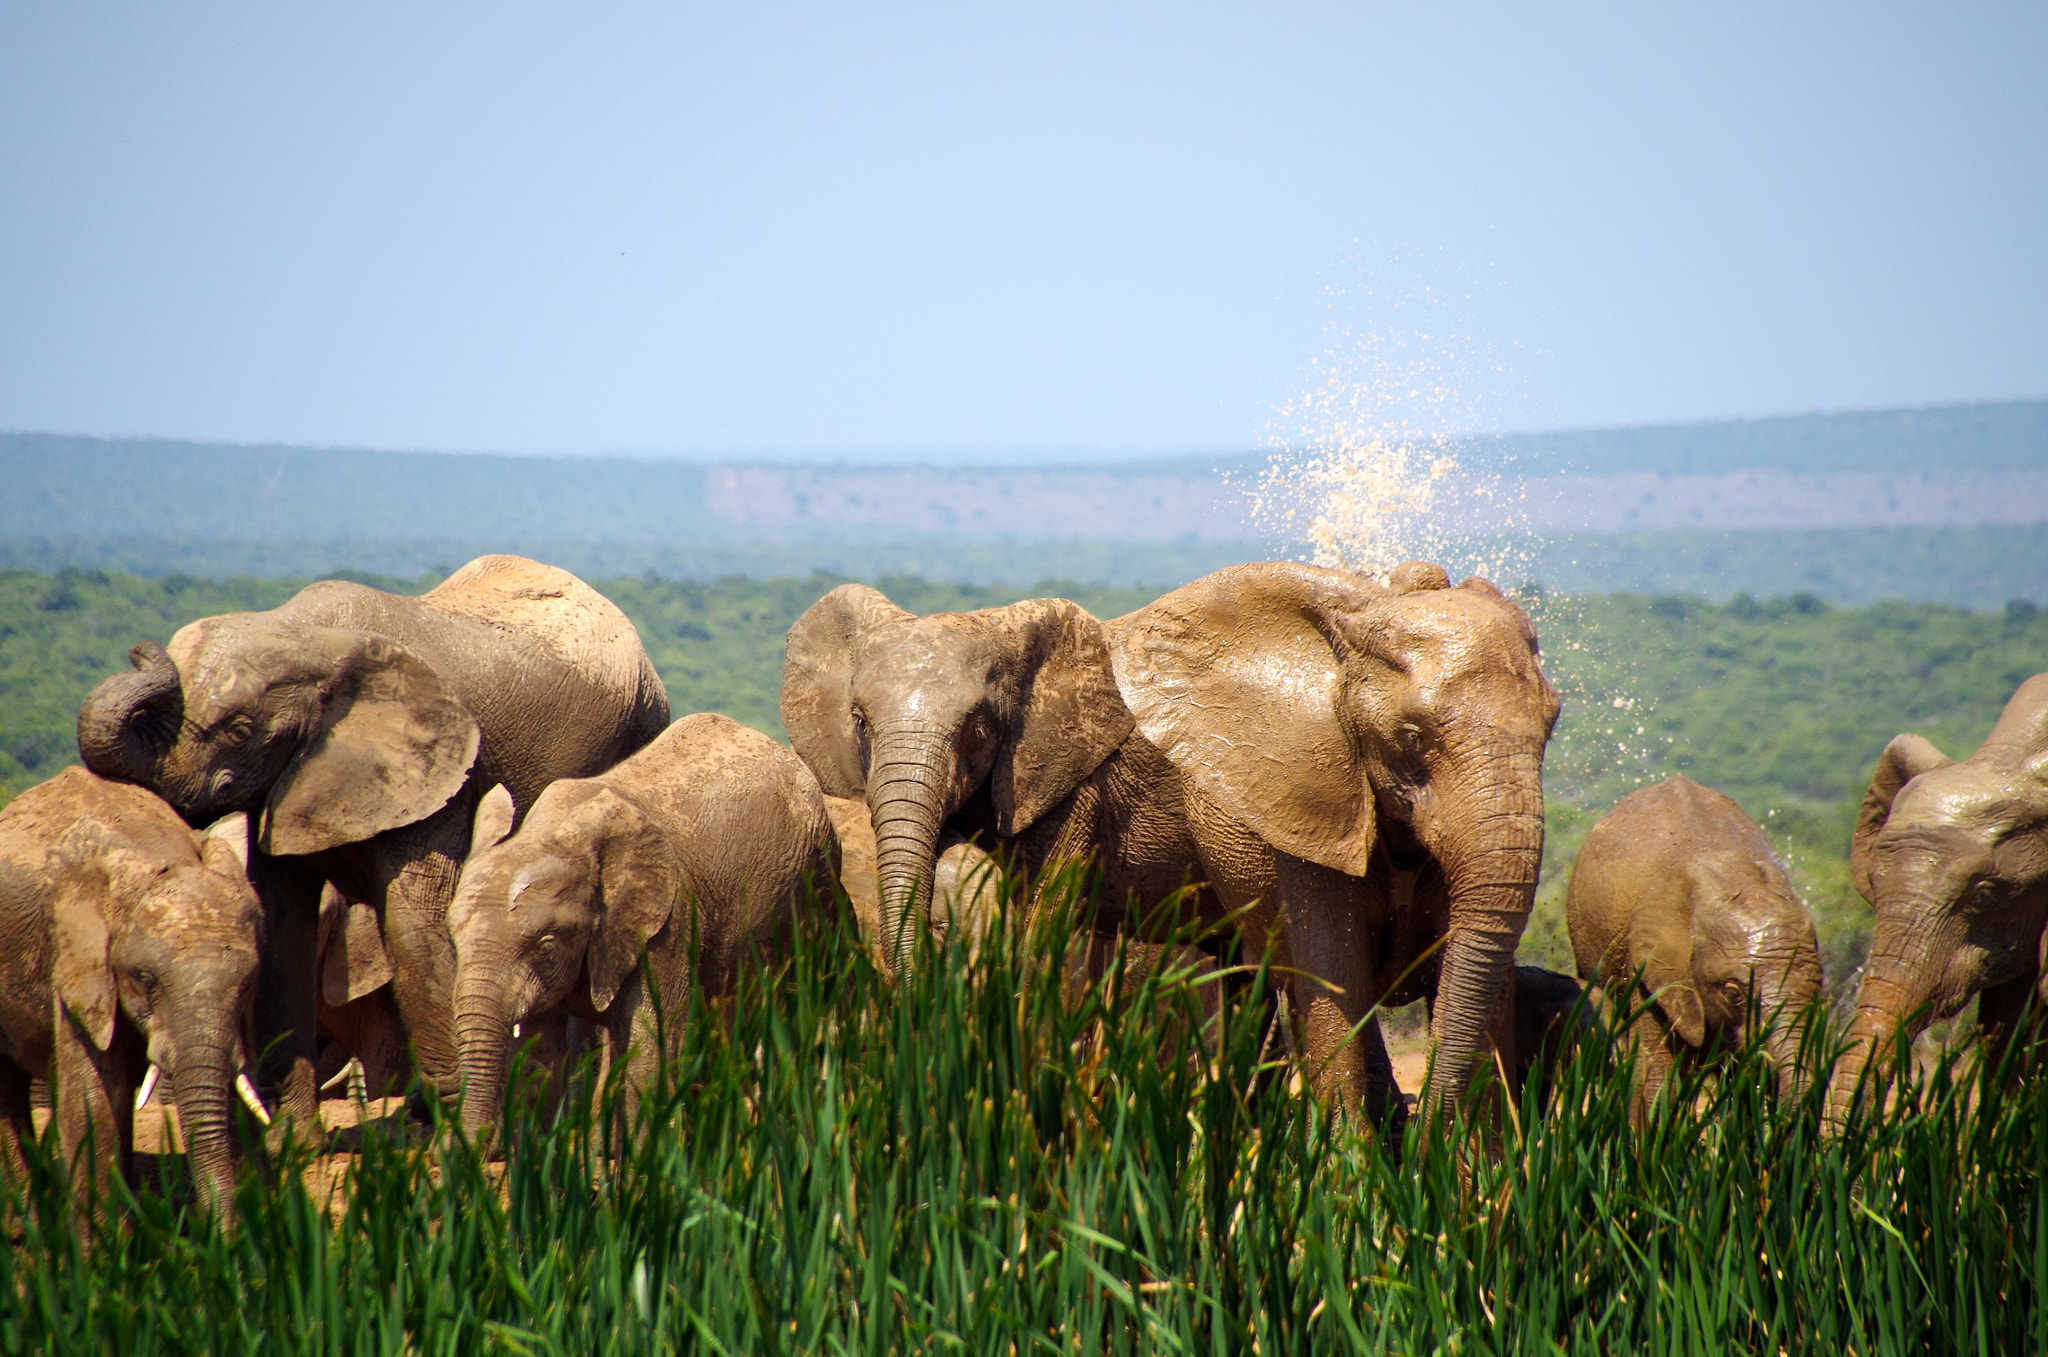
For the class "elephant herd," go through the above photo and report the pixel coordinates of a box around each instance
[2,552,2044,1216]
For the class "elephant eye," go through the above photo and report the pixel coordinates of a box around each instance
[1970,880,2000,906]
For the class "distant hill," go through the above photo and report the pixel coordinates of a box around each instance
[3,399,2044,601]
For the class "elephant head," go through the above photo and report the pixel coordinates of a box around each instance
[1625,857,1822,1101]
[448,783,682,1140]
[781,586,1132,967]
[1829,674,2048,1123]
[77,619,480,855]
[57,802,266,1212]
[1112,560,1561,1110]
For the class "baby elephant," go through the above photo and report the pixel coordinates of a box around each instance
[1568,776,1821,1116]
[0,768,265,1212]
[448,713,840,1143]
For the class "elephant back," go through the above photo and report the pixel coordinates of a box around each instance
[423,556,669,744]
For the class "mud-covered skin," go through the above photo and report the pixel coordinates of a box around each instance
[1111,560,1561,1125]
[447,713,839,1143]
[0,769,262,1213]
[1829,673,2048,1126]
[783,587,1221,973]
[76,555,670,1130]
[1568,776,1821,1119]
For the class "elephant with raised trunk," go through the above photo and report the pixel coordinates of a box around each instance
[0,769,264,1213]
[1110,560,1561,1122]
[76,555,670,1128]
[782,586,1212,973]
[1567,776,1822,1119]
[448,713,840,1145]
[1829,673,2048,1125]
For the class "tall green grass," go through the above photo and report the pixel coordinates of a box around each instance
[2,875,2041,1354]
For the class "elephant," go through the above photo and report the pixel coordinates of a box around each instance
[447,713,840,1145]
[782,585,1215,975]
[1828,672,2048,1124]
[76,555,671,1128]
[1566,776,1822,1119]
[313,882,414,1103]
[1109,560,1561,1124]
[0,768,264,1212]
[1509,964,1588,1113]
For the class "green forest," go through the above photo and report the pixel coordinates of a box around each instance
[5,565,2042,982]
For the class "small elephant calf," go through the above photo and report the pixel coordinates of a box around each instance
[1567,775,1821,1118]
[447,713,841,1143]
[0,768,265,1211]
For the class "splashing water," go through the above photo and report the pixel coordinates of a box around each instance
[1237,261,1667,804]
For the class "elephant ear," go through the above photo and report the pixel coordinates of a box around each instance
[469,784,518,857]
[53,883,118,1052]
[197,812,253,879]
[320,891,395,1008]
[586,790,685,1014]
[262,631,481,857]
[782,586,914,798]
[1851,733,1954,903]
[1629,875,1704,1048]
[986,598,1135,836]
[1110,562,1379,876]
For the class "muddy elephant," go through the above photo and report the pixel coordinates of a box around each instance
[447,713,839,1144]
[1110,560,1561,1122]
[0,769,264,1212]
[1567,776,1821,1118]
[1510,964,1588,1113]
[76,555,670,1127]
[1828,673,2048,1124]
[782,586,1213,973]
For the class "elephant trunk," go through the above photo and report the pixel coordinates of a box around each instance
[1827,924,1939,1130]
[1757,956,1823,1105]
[165,1019,241,1217]
[867,727,954,969]
[1424,756,1546,1113]
[77,642,183,787]
[454,977,515,1148]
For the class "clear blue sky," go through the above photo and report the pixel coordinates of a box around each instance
[2,3,2042,460]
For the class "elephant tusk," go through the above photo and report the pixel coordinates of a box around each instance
[235,1072,273,1126]
[318,1058,361,1095]
[135,1063,161,1110]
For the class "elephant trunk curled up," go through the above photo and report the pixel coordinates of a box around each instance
[76,642,183,792]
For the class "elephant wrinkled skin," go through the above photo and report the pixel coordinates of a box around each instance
[448,713,840,1144]
[1111,560,1561,1122]
[782,586,1213,972]
[1829,672,2048,1124]
[1567,776,1822,1119]
[0,769,263,1213]
[76,555,670,1128]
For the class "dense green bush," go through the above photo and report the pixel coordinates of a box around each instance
[1,884,2039,1353]
[5,566,2044,978]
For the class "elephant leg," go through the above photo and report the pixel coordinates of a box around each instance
[1628,1006,1676,1126]
[599,967,663,1151]
[1976,971,2042,1079]
[252,853,325,1139]
[1274,852,1394,1128]
[353,802,471,1093]
[0,1058,32,1183]
[52,1013,139,1212]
